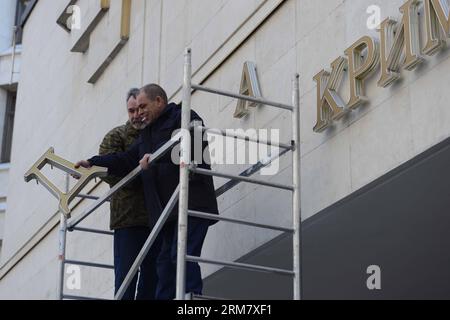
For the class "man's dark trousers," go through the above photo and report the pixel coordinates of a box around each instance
[155,217,210,300]
[114,226,162,300]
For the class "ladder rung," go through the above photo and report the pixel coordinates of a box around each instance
[215,147,292,197]
[71,227,114,236]
[186,255,294,276]
[196,126,293,150]
[188,210,294,233]
[193,294,228,301]
[186,293,229,301]
[190,168,294,191]
[64,259,114,270]
[192,84,294,111]
[62,294,110,301]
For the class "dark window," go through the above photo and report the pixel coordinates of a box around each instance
[14,0,32,44]
[1,91,16,163]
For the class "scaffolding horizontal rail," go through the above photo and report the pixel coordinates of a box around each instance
[186,255,295,276]
[188,210,294,233]
[186,293,229,301]
[192,84,294,111]
[191,167,294,191]
[71,227,114,236]
[64,259,114,270]
[67,133,181,230]
[197,126,293,150]
[215,148,292,197]
[62,294,110,301]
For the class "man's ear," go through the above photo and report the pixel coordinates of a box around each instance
[156,96,165,106]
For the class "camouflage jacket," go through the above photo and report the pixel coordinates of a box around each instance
[99,121,148,230]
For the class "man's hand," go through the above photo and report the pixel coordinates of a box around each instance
[74,160,92,169]
[140,154,151,170]
[72,160,92,179]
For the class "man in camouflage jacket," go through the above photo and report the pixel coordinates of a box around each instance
[99,88,161,300]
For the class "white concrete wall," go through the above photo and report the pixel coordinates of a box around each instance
[0,226,59,300]
[0,47,21,86]
[1,0,450,299]
[0,0,17,52]
[0,164,9,262]
[0,210,5,259]
[0,165,8,201]
[0,211,4,240]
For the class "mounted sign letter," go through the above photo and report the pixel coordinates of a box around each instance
[88,0,132,84]
[70,0,111,53]
[313,57,348,133]
[344,36,380,109]
[24,148,108,218]
[378,0,423,87]
[234,62,262,118]
[312,0,442,133]
[423,0,450,56]
[56,0,132,84]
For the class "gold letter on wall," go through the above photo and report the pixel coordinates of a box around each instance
[88,0,131,84]
[71,0,111,53]
[234,62,263,119]
[313,57,348,133]
[57,0,132,84]
[344,36,380,109]
[423,0,450,56]
[378,0,423,88]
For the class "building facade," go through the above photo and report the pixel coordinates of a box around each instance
[0,0,26,263]
[1,0,450,299]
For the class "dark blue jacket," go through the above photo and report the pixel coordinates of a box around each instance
[89,103,219,229]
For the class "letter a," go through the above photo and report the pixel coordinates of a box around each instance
[234,62,262,118]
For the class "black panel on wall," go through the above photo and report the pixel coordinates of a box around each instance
[302,137,450,299]
[203,137,450,300]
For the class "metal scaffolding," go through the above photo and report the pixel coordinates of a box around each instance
[57,48,301,300]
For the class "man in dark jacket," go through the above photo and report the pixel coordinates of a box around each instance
[99,88,161,300]
[76,84,218,300]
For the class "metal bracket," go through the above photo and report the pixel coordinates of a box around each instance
[24,147,108,218]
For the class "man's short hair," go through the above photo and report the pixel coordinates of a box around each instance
[141,84,168,104]
[126,88,140,102]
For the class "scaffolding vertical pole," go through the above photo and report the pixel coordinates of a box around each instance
[292,74,301,300]
[57,173,70,300]
[176,48,192,300]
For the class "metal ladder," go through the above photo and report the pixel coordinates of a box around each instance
[57,48,301,300]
